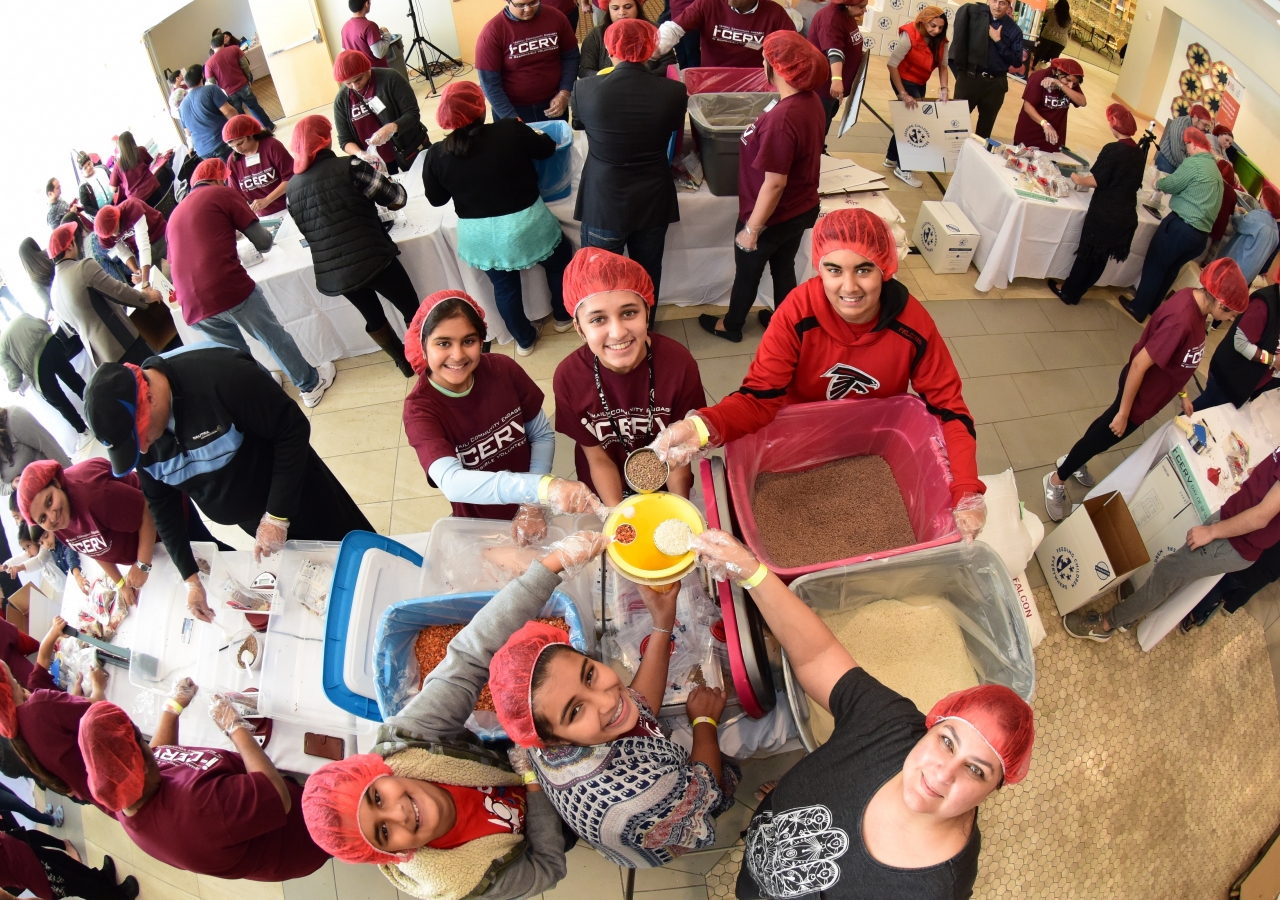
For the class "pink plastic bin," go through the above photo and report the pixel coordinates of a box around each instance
[681,67,773,94]
[724,396,961,582]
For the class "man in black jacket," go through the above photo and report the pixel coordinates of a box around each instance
[949,0,1023,140]
[571,19,687,319]
[82,347,372,623]
[332,49,429,174]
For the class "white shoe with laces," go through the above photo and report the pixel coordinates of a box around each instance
[1056,455,1096,488]
[300,361,336,409]
[894,168,923,188]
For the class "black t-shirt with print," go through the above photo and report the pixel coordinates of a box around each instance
[739,668,980,900]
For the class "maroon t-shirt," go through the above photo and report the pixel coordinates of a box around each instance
[166,183,259,324]
[1012,67,1079,151]
[553,333,705,496]
[101,196,167,258]
[738,91,825,225]
[0,618,37,689]
[108,148,160,204]
[807,3,863,98]
[1224,449,1280,560]
[205,45,249,96]
[475,8,578,106]
[0,833,50,900]
[58,458,144,566]
[675,0,796,69]
[349,75,397,164]
[16,688,106,812]
[228,136,295,215]
[404,354,544,521]
[1122,288,1206,425]
[119,746,328,881]
[341,16,391,67]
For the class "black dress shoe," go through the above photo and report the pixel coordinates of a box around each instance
[758,309,773,330]
[1046,279,1078,305]
[698,314,742,342]
[1119,296,1146,323]
[121,875,140,900]
[101,856,116,881]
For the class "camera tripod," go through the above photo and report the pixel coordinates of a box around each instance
[404,0,462,96]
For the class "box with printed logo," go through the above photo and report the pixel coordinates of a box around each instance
[890,100,971,173]
[1036,491,1149,617]
[912,201,979,274]
[869,10,898,34]
[860,29,879,55]
[1126,456,1204,590]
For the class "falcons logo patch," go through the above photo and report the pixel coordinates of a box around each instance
[822,363,880,400]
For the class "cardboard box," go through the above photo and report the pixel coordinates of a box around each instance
[890,100,972,173]
[880,33,906,57]
[1127,457,1203,589]
[913,201,979,274]
[4,583,51,636]
[1035,491,1150,616]
[860,30,879,55]
[883,0,910,14]
[869,10,897,33]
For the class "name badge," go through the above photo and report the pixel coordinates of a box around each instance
[762,99,777,113]
[368,96,387,114]
[245,153,261,167]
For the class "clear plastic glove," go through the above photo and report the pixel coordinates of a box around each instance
[208,691,252,736]
[547,530,610,580]
[507,745,534,777]
[167,676,198,709]
[693,529,760,583]
[939,86,949,102]
[186,578,215,623]
[953,493,987,543]
[650,413,718,469]
[367,123,397,147]
[511,504,549,548]
[543,478,605,519]
[254,514,288,563]
[88,666,108,698]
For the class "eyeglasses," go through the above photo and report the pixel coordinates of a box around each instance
[509,1,540,9]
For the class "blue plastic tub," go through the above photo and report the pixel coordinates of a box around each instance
[374,589,590,736]
[527,120,574,202]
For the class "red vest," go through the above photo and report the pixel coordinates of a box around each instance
[896,24,944,86]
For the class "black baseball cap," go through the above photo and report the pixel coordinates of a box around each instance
[83,363,143,477]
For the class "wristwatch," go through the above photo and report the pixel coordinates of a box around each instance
[135,561,152,573]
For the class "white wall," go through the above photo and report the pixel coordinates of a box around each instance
[314,0,461,68]
[148,0,259,79]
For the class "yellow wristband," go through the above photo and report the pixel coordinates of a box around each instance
[833,75,843,81]
[738,563,769,590]
[690,416,711,448]
[692,716,718,728]
[521,770,539,785]
[1177,391,1189,399]
[537,475,554,504]
[115,578,126,590]
[165,699,184,715]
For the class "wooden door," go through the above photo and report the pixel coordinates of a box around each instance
[247,0,335,116]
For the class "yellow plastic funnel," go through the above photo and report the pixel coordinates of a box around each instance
[605,492,705,586]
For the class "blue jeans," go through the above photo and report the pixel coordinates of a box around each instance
[1155,149,1176,174]
[580,223,669,315]
[0,784,55,826]
[194,286,319,390]
[1129,212,1209,320]
[885,81,928,164]
[485,237,573,349]
[228,83,274,131]
[675,29,701,68]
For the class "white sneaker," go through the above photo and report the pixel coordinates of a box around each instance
[269,371,283,386]
[1043,471,1067,522]
[516,333,538,357]
[74,432,94,455]
[883,157,896,169]
[894,168,923,188]
[1055,455,1096,488]
[552,318,575,334]
[300,361,336,409]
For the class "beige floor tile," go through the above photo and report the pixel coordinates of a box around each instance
[894,268,923,299]
[683,313,766,361]
[950,334,1045,378]
[994,413,1083,471]
[80,808,134,864]
[535,377,556,419]
[664,848,734,877]
[910,267,992,301]
[392,444,438,501]
[1026,330,1112,370]
[309,401,403,457]
[633,887,709,900]
[1011,369,1098,416]
[332,859,398,900]
[943,338,968,378]
[1035,297,1114,332]
[632,867,710,891]
[919,299,985,337]
[390,496,454,535]
[333,351,387,372]
[653,317,690,347]
[322,448,398,505]
[358,502,392,535]
[544,845,625,900]
[968,297,1055,335]
[962,375,1031,425]
[552,432,578,480]
[1077,364,1123,406]
[700,353,754,405]
[1085,328,1139,366]
[1015,466,1057,523]
[130,845,202,895]
[510,332,583,382]
[998,277,1059,299]
[197,874,284,900]
[283,860,337,900]
[313,361,409,414]
[974,423,1010,475]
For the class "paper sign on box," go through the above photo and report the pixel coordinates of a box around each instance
[1127,456,1203,590]
[888,99,972,172]
[913,201,979,274]
[1035,491,1149,616]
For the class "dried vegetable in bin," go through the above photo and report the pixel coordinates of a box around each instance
[414,617,570,712]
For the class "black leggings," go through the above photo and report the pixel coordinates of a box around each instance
[342,258,420,332]
[724,205,820,333]
[36,339,86,434]
[23,830,131,900]
[1056,383,1141,481]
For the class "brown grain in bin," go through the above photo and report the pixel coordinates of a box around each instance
[414,617,570,711]
[625,448,668,492]
[751,456,916,568]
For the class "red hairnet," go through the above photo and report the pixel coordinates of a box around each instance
[77,702,146,812]
[489,621,571,748]
[1049,57,1083,79]
[191,158,229,185]
[762,31,829,93]
[291,116,333,174]
[16,459,62,526]
[1105,103,1136,137]
[222,114,263,142]
[811,208,899,278]
[562,247,655,317]
[1183,127,1211,151]
[333,49,372,82]
[1200,257,1249,313]
[301,754,406,865]
[47,223,77,260]
[94,206,120,240]
[1188,103,1211,121]
[1213,123,1233,138]
[0,662,16,740]
[404,290,488,376]
[1261,183,1280,220]
[605,18,658,64]
[926,684,1034,786]
[436,81,487,131]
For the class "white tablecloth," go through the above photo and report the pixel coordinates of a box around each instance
[236,134,813,355]
[945,139,1162,293]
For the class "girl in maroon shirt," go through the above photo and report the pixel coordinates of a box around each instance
[1011,57,1086,152]
[223,115,294,216]
[108,133,165,209]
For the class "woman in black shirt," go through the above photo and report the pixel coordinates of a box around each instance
[423,81,573,355]
[694,530,1035,900]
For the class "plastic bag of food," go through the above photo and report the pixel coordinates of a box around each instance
[292,559,331,617]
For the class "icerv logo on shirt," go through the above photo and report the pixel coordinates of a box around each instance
[711,24,765,46]
[457,409,528,467]
[66,531,109,555]
[508,33,559,59]
[1042,93,1071,110]
[238,168,277,191]
[1181,343,1205,367]
[581,407,672,448]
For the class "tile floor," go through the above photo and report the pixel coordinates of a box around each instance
[40,39,1280,900]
